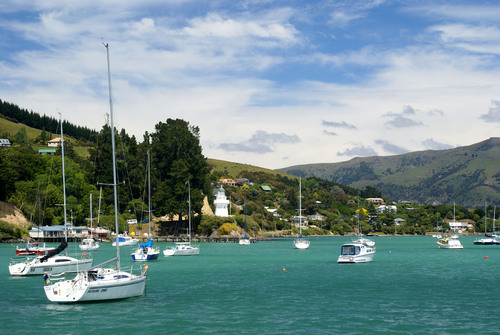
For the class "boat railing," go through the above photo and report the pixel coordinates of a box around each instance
[9,255,37,266]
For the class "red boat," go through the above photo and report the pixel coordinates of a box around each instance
[15,241,55,256]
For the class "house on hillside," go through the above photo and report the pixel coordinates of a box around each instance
[290,215,309,229]
[367,198,385,205]
[260,185,272,192]
[219,178,236,186]
[48,137,63,147]
[308,213,325,222]
[0,139,11,147]
[38,148,56,156]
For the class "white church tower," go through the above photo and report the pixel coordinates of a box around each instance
[214,185,230,217]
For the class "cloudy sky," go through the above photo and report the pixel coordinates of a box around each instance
[1,0,500,169]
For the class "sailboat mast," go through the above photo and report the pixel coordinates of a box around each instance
[59,113,68,250]
[90,193,93,231]
[188,180,191,244]
[299,177,302,235]
[104,43,121,271]
[494,206,496,236]
[148,150,151,237]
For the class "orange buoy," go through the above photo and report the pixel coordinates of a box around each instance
[282,267,286,271]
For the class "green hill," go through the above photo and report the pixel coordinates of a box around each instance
[278,138,500,206]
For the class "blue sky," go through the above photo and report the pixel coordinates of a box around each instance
[1,0,500,169]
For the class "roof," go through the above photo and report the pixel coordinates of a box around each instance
[260,185,272,191]
[38,149,57,153]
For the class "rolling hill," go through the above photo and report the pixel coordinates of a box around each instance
[278,137,500,206]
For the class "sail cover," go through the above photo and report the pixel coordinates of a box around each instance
[40,241,68,262]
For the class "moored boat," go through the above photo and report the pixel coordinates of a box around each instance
[337,242,375,263]
[437,237,463,249]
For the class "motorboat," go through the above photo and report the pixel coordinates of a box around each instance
[112,234,139,246]
[15,240,54,256]
[164,242,200,256]
[79,237,99,251]
[10,241,92,276]
[473,237,500,245]
[337,242,375,263]
[437,237,463,249]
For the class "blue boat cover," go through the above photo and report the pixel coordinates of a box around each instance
[140,238,153,248]
[243,234,247,238]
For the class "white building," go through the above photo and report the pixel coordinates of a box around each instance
[48,137,62,147]
[377,205,397,213]
[214,186,230,217]
[0,139,11,147]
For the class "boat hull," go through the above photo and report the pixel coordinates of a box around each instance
[239,239,251,246]
[473,238,500,245]
[9,256,93,276]
[293,238,310,249]
[337,243,375,263]
[44,269,146,303]
[163,245,200,256]
[131,247,160,261]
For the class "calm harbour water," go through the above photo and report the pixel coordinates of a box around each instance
[2,236,499,334]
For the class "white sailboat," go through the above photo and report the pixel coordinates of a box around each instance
[293,177,310,249]
[10,114,92,276]
[80,193,99,251]
[432,216,442,238]
[163,180,200,256]
[352,197,375,247]
[437,202,463,249]
[239,197,251,246]
[132,150,160,261]
[43,43,148,302]
[474,205,500,245]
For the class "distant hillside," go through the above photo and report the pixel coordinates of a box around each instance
[208,158,295,179]
[278,138,500,206]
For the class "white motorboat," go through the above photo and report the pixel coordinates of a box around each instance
[163,242,200,256]
[112,234,139,247]
[79,237,99,251]
[337,242,375,263]
[163,180,200,256]
[131,151,160,261]
[44,43,147,303]
[293,177,310,249]
[437,237,463,249]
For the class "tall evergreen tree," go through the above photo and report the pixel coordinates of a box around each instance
[150,118,210,227]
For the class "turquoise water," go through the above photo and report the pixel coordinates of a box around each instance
[2,236,499,334]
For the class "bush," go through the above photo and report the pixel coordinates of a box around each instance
[218,222,238,236]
